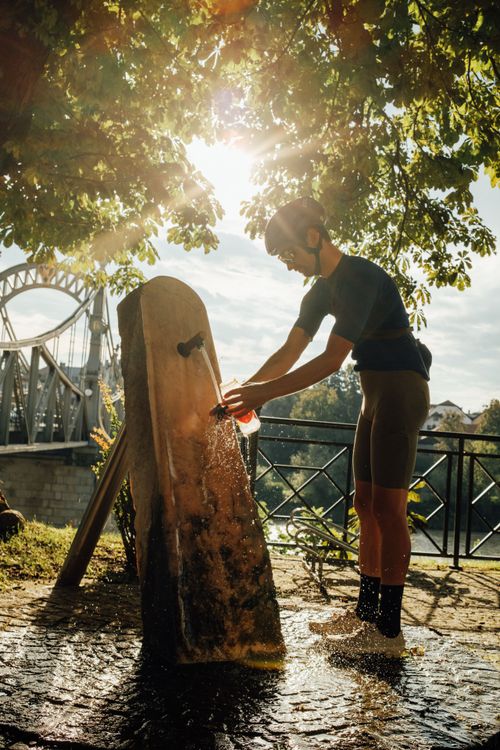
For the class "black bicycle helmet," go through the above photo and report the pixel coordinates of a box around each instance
[264,197,327,256]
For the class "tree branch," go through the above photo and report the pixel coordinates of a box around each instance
[393,140,411,257]
[489,55,500,82]
[252,0,318,74]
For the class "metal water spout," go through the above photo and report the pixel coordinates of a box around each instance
[177,331,205,358]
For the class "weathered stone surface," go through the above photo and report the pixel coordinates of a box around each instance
[118,276,284,665]
[0,454,103,530]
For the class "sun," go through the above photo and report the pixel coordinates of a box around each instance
[187,139,256,233]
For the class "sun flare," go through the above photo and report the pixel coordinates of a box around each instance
[187,139,256,230]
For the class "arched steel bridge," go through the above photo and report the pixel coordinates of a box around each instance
[0,263,122,454]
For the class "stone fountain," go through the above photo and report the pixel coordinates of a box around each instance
[117,276,284,665]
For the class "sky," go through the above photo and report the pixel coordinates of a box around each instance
[1,139,499,414]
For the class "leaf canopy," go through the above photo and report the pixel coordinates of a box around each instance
[0,0,498,308]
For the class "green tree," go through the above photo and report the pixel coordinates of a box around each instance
[319,367,362,424]
[261,392,299,418]
[234,0,499,322]
[476,399,500,438]
[435,411,469,449]
[290,381,340,422]
[1,1,498,308]
[288,365,362,424]
[0,1,225,292]
[256,366,361,521]
[468,399,500,522]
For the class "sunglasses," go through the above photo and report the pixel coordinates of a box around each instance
[277,249,298,263]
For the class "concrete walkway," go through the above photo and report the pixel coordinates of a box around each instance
[0,557,498,750]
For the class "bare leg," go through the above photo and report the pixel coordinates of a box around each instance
[353,479,381,578]
[309,479,382,634]
[372,484,411,585]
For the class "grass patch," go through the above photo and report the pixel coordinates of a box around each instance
[409,556,500,571]
[0,521,130,591]
[1,522,497,593]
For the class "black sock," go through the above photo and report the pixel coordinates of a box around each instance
[355,574,380,623]
[376,584,404,638]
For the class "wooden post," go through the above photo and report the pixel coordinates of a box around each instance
[56,422,128,587]
[118,277,285,666]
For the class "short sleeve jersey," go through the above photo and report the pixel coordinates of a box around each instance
[294,255,429,379]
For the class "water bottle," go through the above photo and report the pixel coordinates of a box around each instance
[220,378,261,436]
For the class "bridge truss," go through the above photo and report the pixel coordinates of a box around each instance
[0,263,122,453]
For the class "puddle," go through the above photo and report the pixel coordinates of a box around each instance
[0,587,498,749]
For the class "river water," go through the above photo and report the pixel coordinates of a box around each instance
[411,528,499,558]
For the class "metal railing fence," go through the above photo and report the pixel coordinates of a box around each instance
[242,417,500,567]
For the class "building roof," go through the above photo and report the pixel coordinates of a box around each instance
[428,400,470,418]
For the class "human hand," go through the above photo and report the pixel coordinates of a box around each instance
[220,382,267,419]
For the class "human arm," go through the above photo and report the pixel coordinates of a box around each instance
[223,330,353,417]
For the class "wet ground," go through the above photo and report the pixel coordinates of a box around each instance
[0,568,499,750]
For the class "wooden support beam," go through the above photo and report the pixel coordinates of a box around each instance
[56,423,128,587]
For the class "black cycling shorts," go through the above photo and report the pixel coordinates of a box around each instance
[353,370,430,490]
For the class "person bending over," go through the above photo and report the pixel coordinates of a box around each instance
[221,197,431,658]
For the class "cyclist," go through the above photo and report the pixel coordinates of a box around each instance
[221,197,431,657]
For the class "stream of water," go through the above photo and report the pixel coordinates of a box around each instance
[199,345,223,403]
